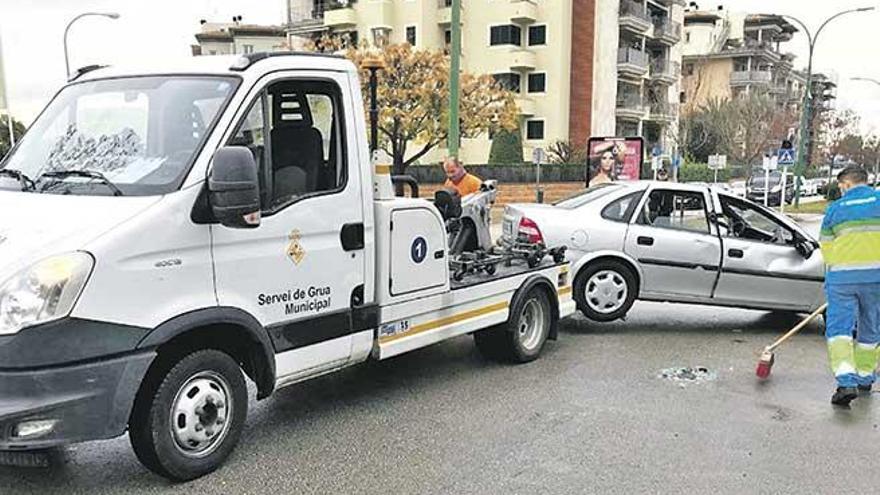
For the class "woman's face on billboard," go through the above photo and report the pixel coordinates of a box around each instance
[601,151,615,172]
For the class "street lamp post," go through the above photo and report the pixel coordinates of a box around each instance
[851,77,880,187]
[783,7,874,206]
[63,12,120,77]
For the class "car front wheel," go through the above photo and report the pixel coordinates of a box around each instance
[574,260,638,322]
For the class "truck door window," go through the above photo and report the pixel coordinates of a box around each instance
[229,79,347,213]
[720,196,795,245]
[637,189,710,234]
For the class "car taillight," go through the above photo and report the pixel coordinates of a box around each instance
[518,217,544,244]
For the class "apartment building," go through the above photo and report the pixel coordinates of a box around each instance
[680,7,807,112]
[193,20,287,56]
[592,0,686,157]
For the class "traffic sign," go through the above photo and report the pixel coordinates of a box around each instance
[532,147,546,165]
[651,156,663,171]
[763,155,779,171]
[777,148,795,165]
[708,154,727,170]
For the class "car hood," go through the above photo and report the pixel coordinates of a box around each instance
[0,191,161,278]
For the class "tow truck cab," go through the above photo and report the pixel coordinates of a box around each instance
[0,53,574,480]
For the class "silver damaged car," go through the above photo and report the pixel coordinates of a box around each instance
[502,182,826,322]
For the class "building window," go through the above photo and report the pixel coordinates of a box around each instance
[526,120,544,140]
[493,73,521,93]
[490,25,522,46]
[684,63,694,76]
[406,25,417,46]
[242,44,254,54]
[528,25,546,46]
[527,73,546,93]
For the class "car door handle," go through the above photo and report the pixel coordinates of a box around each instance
[340,222,364,251]
[728,248,744,258]
[637,236,654,246]
[434,250,445,259]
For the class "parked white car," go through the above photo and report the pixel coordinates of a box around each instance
[502,182,826,322]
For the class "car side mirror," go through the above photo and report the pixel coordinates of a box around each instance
[795,239,815,259]
[709,212,729,230]
[208,146,261,229]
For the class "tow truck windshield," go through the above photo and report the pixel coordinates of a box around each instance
[0,75,238,196]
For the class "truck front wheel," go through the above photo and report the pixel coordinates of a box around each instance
[129,349,248,481]
[473,288,551,363]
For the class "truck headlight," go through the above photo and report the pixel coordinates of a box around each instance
[771,185,782,193]
[0,253,94,336]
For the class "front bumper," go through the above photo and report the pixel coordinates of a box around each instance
[0,351,155,450]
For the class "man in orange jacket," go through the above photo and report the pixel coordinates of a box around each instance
[443,156,482,197]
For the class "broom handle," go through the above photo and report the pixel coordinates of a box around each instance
[766,303,829,352]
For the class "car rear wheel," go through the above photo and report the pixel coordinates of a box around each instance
[575,260,637,322]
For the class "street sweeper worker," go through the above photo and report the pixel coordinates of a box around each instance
[819,166,880,406]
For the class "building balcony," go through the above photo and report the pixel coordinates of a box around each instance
[324,4,357,28]
[619,0,652,33]
[649,60,679,84]
[437,0,452,25]
[288,1,328,34]
[515,96,536,116]
[647,102,679,123]
[616,94,648,121]
[503,48,537,71]
[617,47,649,77]
[509,0,538,24]
[651,20,682,44]
[730,70,773,86]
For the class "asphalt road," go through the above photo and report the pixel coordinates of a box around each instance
[2,301,878,495]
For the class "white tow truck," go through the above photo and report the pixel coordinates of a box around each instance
[0,53,574,480]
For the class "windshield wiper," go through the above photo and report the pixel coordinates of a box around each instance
[37,170,124,196]
[0,169,36,191]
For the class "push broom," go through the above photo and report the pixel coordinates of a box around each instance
[756,303,828,379]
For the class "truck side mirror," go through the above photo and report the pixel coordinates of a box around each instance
[208,146,261,229]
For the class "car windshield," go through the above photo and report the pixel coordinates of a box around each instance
[0,76,238,196]
[749,172,784,187]
[554,183,621,209]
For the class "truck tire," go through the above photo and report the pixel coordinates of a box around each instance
[129,349,248,481]
[574,260,637,322]
[473,288,552,363]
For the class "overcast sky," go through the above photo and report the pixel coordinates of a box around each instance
[1,0,879,135]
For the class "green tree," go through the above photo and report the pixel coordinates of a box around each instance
[0,117,26,158]
[488,121,524,164]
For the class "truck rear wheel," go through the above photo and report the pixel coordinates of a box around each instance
[473,288,551,363]
[129,349,248,481]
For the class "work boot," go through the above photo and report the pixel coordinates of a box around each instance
[831,387,858,406]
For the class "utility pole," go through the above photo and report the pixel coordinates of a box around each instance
[447,0,461,157]
[783,7,874,206]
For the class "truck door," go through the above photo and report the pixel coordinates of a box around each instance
[210,74,367,380]
[624,187,721,299]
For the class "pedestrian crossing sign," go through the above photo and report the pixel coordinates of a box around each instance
[777,148,795,165]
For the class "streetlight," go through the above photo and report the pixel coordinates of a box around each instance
[852,76,880,187]
[63,12,120,77]
[783,6,875,206]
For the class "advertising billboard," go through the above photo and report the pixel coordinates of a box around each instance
[586,137,644,187]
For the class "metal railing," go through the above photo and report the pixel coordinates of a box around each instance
[730,70,773,83]
[618,47,649,68]
[649,101,679,118]
[619,0,649,22]
[653,20,682,40]
[289,0,329,23]
[616,92,645,110]
[649,59,680,78]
